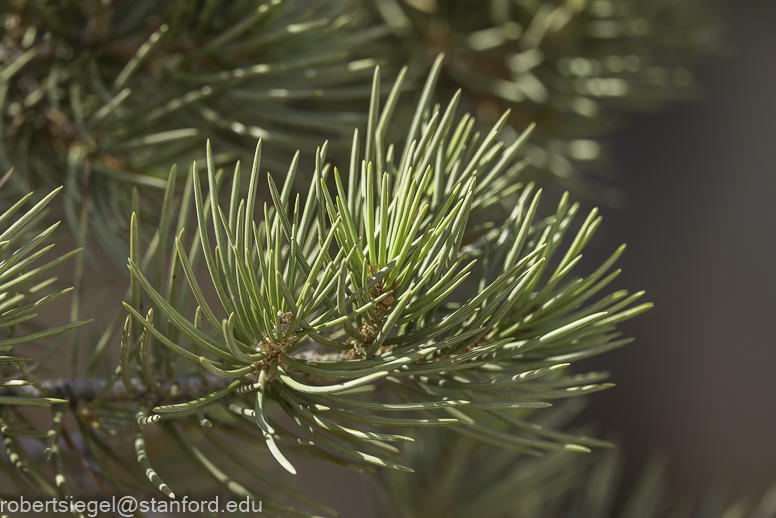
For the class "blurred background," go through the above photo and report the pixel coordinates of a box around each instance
[578,0,776,505]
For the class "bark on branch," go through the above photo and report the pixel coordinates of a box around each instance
[0,375,233,404]
[0,348,359,405]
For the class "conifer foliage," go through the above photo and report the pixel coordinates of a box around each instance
[0,0,382,259]
[375,0,718,199]
[0,56,654,517]
[1,2,759,518]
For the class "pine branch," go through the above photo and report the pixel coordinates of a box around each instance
[0,375,232,404]
[0,344,360,404]
[114,59,649,478]
[0,56,655,516]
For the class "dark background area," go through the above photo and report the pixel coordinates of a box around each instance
[579,0,776,504]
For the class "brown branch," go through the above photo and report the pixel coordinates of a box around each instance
[0,375,233,405]
[0,349,365,405]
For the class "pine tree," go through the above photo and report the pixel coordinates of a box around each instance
[1,2,769,518]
